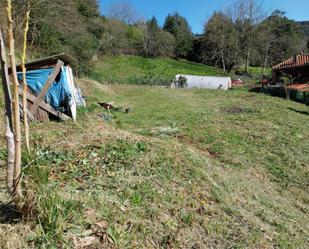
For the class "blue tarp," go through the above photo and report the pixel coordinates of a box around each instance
[17,67,72,110]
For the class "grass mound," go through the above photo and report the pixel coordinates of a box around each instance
[90,55,224,86]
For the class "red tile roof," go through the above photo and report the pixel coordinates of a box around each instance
[288,83,309,92]
[272,53,309,70]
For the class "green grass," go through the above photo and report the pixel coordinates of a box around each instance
[90,55,270,87]
[0,77,308,248]
[90,55,224,85]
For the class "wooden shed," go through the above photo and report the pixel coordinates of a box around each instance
[10,53,85,122]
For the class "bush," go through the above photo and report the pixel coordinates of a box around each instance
[175,75,188,88]
[129,72,173,86]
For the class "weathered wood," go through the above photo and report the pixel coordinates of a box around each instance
[19,102,38,123]
[23,90,71,121]
[13,53,78,72]
[30,59,64,114]
[0,27,15,195]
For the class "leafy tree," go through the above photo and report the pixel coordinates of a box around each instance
[99,19,129,55]
[198,2,305,73]
[126,25,144,54]
[163,12,193,58]
[203,12,239,72]
[139,17,175,57]
[75,0,99,18]
[155,30,175,57]
[258,10,306,70]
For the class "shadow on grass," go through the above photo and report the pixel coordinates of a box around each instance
[288,107,309,115]
[248,86,262,93]
[0,203,21,224]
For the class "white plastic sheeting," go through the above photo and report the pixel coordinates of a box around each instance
[174,74,232,90]
[65,66,86,122]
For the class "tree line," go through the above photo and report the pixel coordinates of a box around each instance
[0,0,307,74]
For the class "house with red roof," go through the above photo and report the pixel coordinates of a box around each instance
[270,53,309,104]
[272,52,309,85]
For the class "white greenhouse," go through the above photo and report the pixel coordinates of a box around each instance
[173,74,232,90]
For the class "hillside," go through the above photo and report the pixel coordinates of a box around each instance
[90,55,268,86]
[0,77,308,248]
[90,55,225,85]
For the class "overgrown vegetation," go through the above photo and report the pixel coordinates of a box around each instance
[1,79,308,248]
[90,55,224,85]
[0,0,308,248]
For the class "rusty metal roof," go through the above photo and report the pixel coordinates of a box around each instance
[272,53,309,70]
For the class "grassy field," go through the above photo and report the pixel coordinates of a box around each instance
[0,76,308,248]
[90,55,225,85]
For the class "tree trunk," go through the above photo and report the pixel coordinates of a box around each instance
[22,6,31,154]
[7,0,23,201]
[230,40,239,74]
[221,49,226,72]
[5,119,15,194]
[284,85,290,100]
[262,42,270,77]
[0,28,15,195]
[245,47,250,74]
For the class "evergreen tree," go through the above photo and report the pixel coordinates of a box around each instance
[163,12,193,58]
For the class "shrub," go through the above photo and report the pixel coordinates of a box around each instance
[175,75,188,88]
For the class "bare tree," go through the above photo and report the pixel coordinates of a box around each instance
[137,19,151,56]
[107,1,139,24]
[232,0,265,73]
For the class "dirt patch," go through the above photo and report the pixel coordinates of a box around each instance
[224,106,244,114]
[0,204,22,224]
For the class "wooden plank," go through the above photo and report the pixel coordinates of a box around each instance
[30,59,64,114]
[21,90,70,121]
[19,102,38,123]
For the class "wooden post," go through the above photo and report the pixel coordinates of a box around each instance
[7,0,23,201]
[22,4,31,154]
[30,59,64,114]
[0,28,15,195]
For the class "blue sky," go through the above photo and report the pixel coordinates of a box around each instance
[99,0,309,34]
